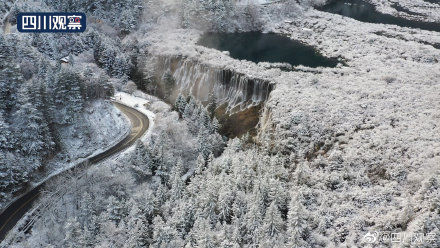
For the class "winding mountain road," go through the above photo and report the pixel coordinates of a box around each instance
[0,102,150,242]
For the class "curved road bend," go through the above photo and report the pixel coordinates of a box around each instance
[0,102,149,242]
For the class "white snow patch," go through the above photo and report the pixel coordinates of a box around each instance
[138,5,440,245]
[114,91,156,145]
[35,100,131,183]
[368,0,440,23]
[235,0,278,6]
[1,100,131,211]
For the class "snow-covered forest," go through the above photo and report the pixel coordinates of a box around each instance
[2,0,440,247]
[0,27,129,207]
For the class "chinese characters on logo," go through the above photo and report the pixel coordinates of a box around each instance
[363,231,437,245]
[17,13,86,33]
[67,15,83,30]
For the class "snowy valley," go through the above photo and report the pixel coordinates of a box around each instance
[1,0,440,247]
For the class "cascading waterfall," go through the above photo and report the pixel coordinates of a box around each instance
[155,56,274,112]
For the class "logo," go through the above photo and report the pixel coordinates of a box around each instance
[362,231,437,244]
[362,232,378,244]
[17,12,86,33]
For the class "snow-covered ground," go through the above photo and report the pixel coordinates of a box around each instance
[114,91,156,144]
[61,101,128,160]
[139,3,440,245]
[262,7,440,245]
[41,100,129,177]
[3,0,439,246]
[29,90,151,178]
[369,0,440,23]
[0,100,130,210]
[235,0,277,5]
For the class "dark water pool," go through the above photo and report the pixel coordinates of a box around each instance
[424,0,439,5]
[318,0,440,32]
[197,32,340,68]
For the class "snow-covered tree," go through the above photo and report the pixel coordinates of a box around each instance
[245,193,264,244]
[0,111,13,150]
[212,117,220,133]
[0,62,22,112]
[154,182,169,212]
[287,190,308,248]
[162,70,175,100]
[63,217,82,248]
[207,92,217,119]
[195,154,206,175]
[0,153,29,199]
[152,216,181,248]
[93,34,132,77]
[106,196,127,224]
[188,216,216,248]
[181,0,235,31]
[175,93,187,115]
[169,159,184,201]
[53,67,84,124]
[80,192,96,226]
[168,199,195,238]
[126,203,149,247]
[217,181,234,223]
[262,201,284,238]
[200,108,212,130]
[13,84,53,162]
[46,0,143,32]
[130,140,153,180]
[183,97,196,119]
[198,132,213,162]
